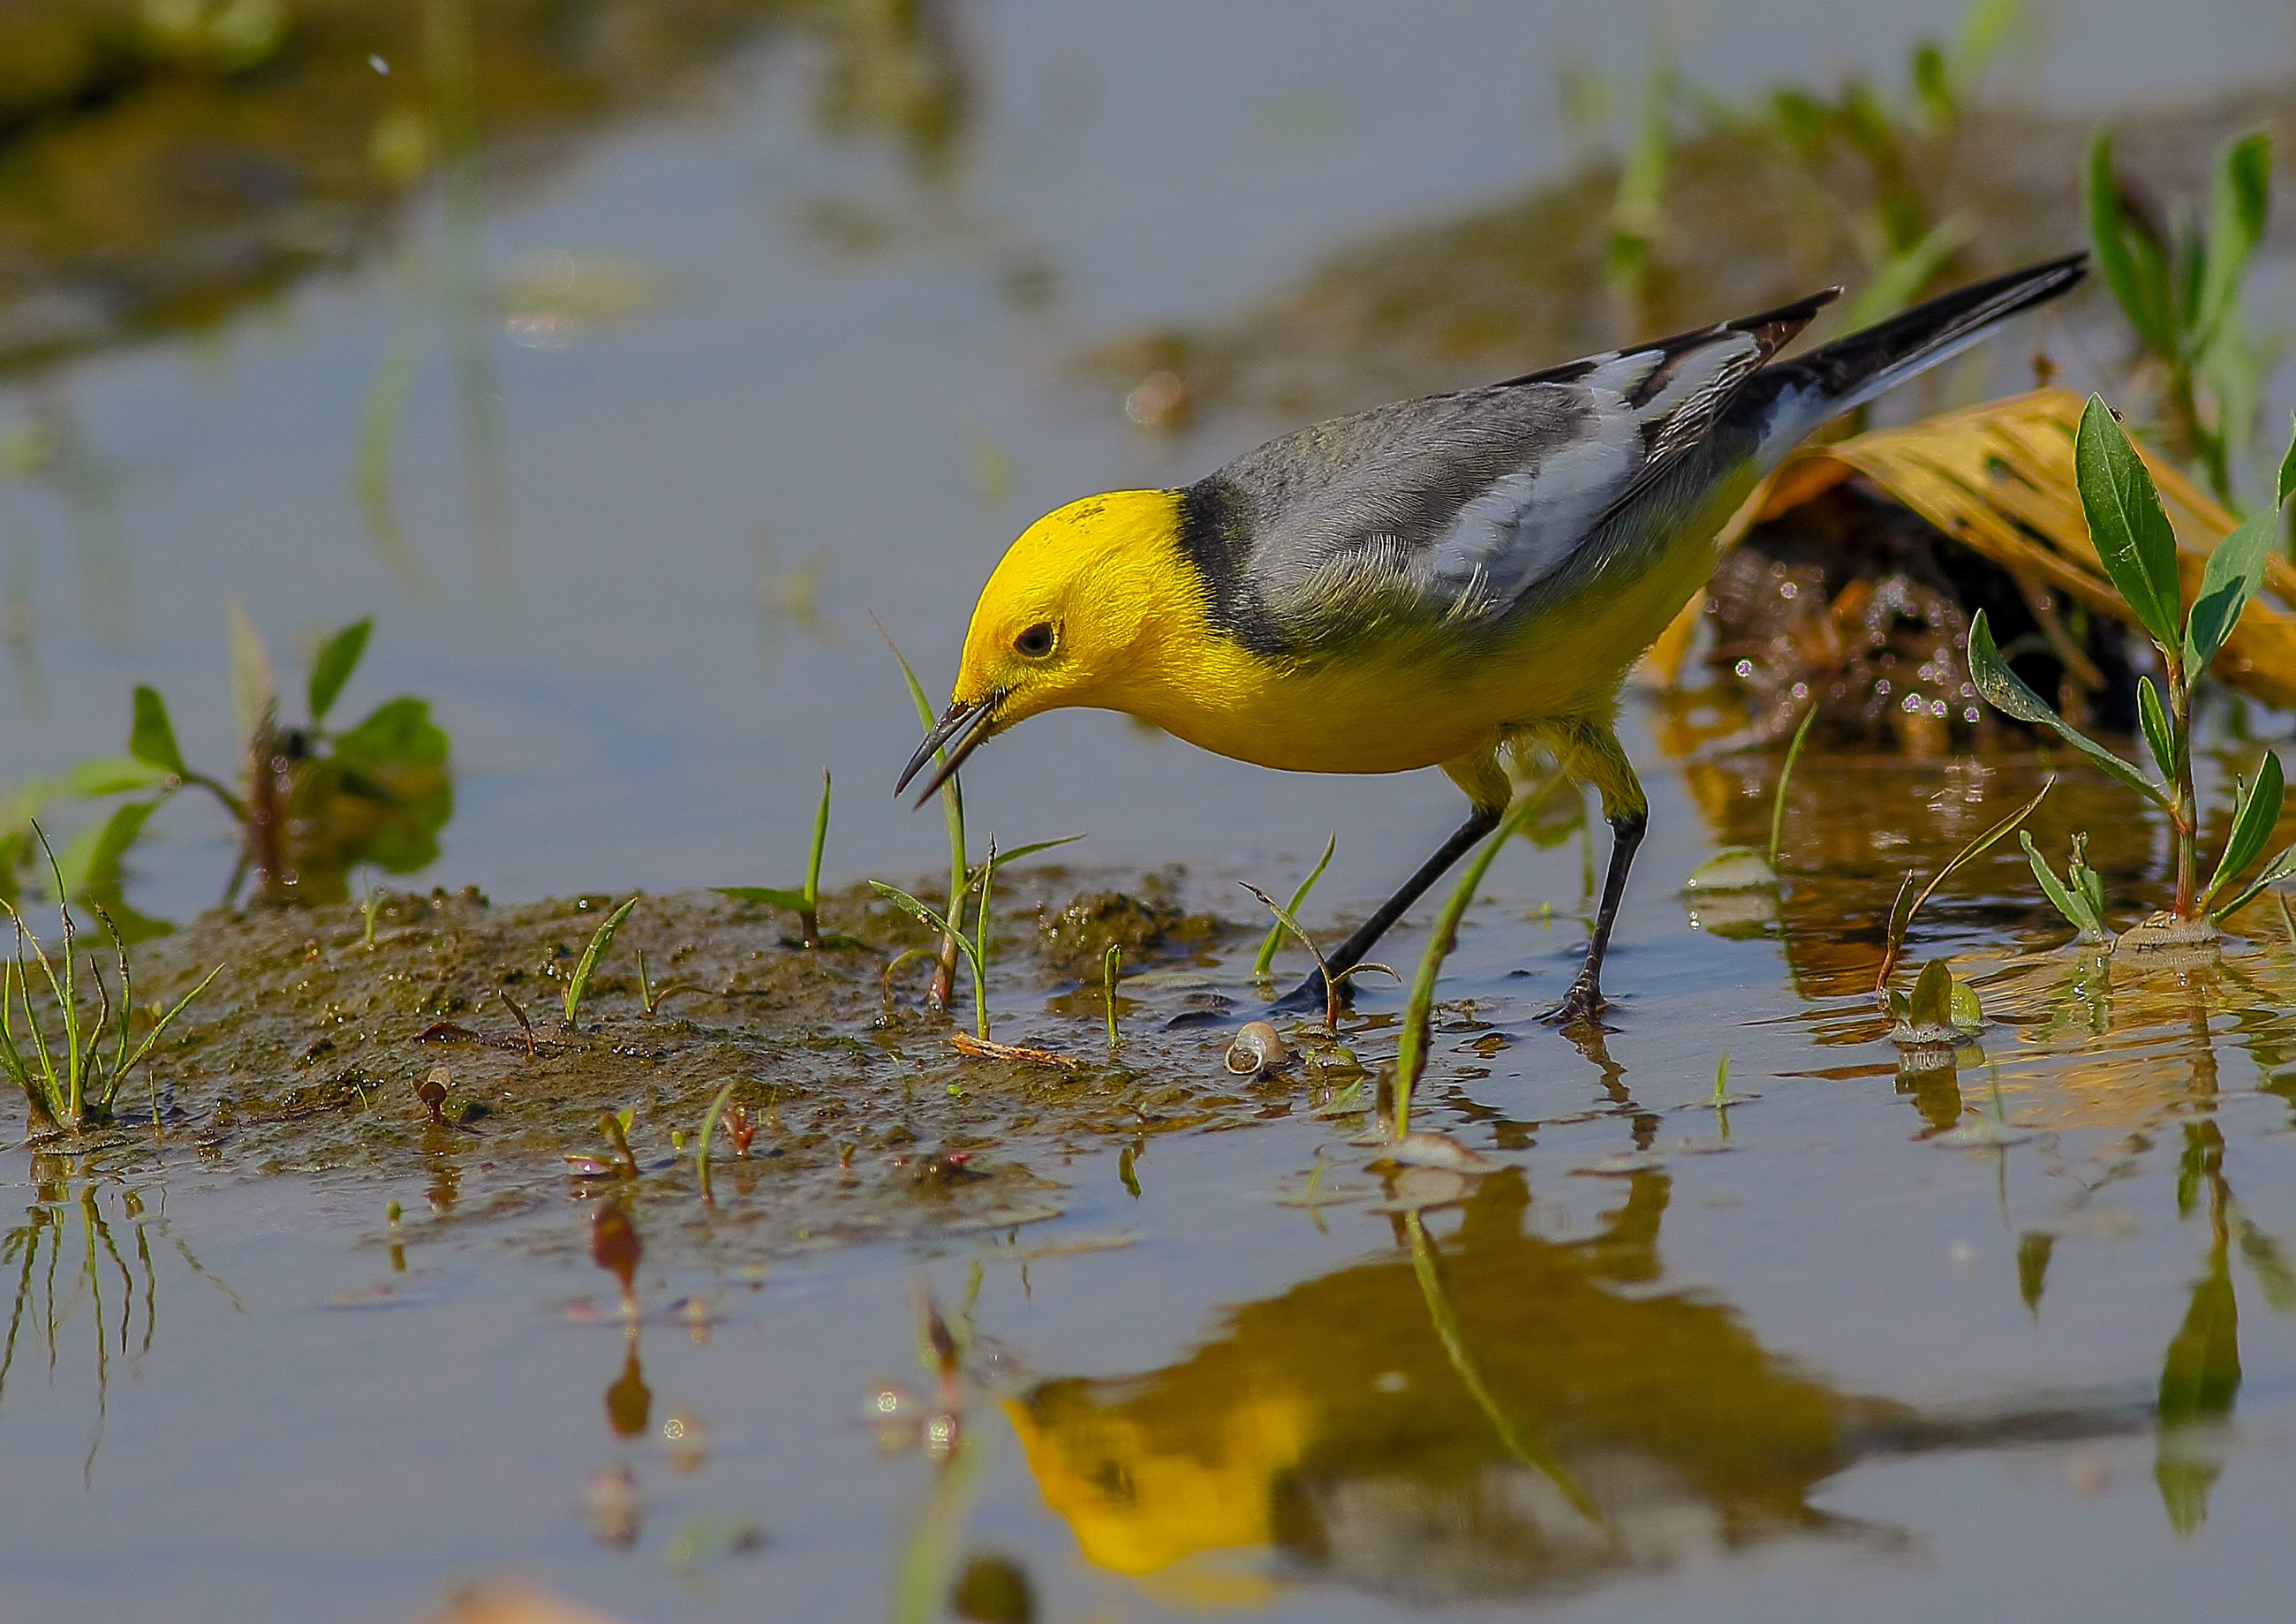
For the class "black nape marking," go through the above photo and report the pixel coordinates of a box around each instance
[1175,478,1288,656]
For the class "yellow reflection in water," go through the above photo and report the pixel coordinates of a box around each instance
[1011,1170,1925,1605]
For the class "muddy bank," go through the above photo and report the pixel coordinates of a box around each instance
[56,872,1335,1258]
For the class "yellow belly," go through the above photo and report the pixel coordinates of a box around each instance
[1121,490,1739,775]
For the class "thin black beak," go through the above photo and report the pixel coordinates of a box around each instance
[894,692,1003,806]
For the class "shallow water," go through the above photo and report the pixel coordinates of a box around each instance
[8,4,2296,1622]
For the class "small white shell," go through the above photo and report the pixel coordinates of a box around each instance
[1225,1020,1292,1076]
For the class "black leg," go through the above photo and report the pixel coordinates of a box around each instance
[1274,804,1504,1012]
[1542,801,1646,1028]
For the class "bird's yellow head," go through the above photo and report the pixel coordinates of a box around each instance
[895,488,1194,801]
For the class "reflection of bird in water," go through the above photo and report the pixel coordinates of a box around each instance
[902,257,2085,1025]
[1008,1170,2145,1606]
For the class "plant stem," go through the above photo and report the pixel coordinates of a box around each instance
[2170,660,2199,918]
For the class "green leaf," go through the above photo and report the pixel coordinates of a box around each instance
[332,697,449,767]
[51,799,157,902]
[2086,130,2174,353]
[2137,677,2176,786]
[1255,833,1337,978]
[964,833,1084,879]
[2278,412,2296,510]
[2205,751,2284,906]
[1907,958,1955,1028]
[1949,978,1983,1030]
[2184,510,2276,676]
[1910,42,1952,125]
[2076,396,2184,651]
[2021,829,2105,938]
[129,686,188,776]
[2194,130,2270,352]
[712,886,812,912]
[867,880,981,974]
[306,617,372,725]
[802,768,831,906]
[563,895,639,1026]
[1968,611,2165,805]
[2212,841,2296,922]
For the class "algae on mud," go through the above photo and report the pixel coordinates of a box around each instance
[80,872,1284,1258]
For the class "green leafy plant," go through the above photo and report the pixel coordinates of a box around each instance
[1885,956,1984,1039]
[714,769,836,948]
[8,613,452,918]
[2021,830,2111,941]
[563,895,638,1029]
[1250,834,1336,978]
[1967,397,2296,926]
[2088,127,2272,508]
[1,830,222,1133]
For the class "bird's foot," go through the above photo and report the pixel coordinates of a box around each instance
[1538,978,1614,1032]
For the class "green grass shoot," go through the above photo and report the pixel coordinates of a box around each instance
[874,612,970,1010]
[1392,787,1553,1138]
[713,769,832,947]
[1768,703,1819,872]
[1102,944,1122,1051]
[694,1077,742,1203]
[1252,833,1336,978]
[563,895,638,1029]
[0,827,221,1133]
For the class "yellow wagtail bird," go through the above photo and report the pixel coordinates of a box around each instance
[897,254,2087,1024]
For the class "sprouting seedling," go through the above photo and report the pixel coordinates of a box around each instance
[1102,944,1122,1052]
[1251,834,1336,978]
[713,769,833,948]
[1876,780,2052,991]
[1967,399,2296,929]
[0,825,222,1134]
[633,948,703,1017]
[873,833,1083,1039]
[360,869,381,949]
[1682,701,1817,892]
[2087,126,2272,505]
[1393,792,1547,1140]
[694,1078,744,1204]
[1885,956,1984,1038]
[598,1107,639,1180]
[2020,830,2111,942]
[1711,1052,1732,1142]
[563,895,638,1030]
[1767,703,1818,872]
[874,612,969,1011]
[877,852,997,1043]
[1239,881,1397,1036]
[496,986,537,1058]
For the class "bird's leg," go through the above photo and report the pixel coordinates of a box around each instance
[1273,803,1503,1013]
[1541,720,1648,1029]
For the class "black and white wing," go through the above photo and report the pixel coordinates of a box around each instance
[1180,291,1835,653]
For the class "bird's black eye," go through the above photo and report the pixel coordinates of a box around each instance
[1015,622,1056,658]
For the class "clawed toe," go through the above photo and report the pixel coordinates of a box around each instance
[1539,982,1614,1031]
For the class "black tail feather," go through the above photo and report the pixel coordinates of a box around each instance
[1770,251,2088,412]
